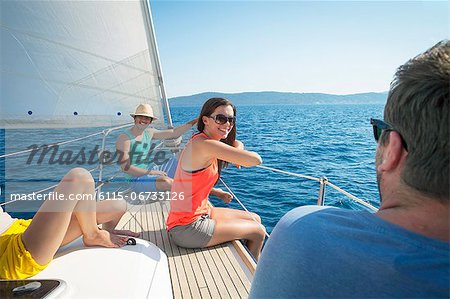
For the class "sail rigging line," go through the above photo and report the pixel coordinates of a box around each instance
[256,165,320,182]
[219,178,270,239]
[0,69,153,102]
[2,27,59,98]
[325,181,378,212]
[55,53,157,105]
[0,131,104,159]
[96,169,125,188]
[120,204,146,233]
[0,166,99,207]
[101,123,135,137]
[0,123,133,159]
[0,23,152,75]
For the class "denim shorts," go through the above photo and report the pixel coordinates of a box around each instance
[168,214,216,248]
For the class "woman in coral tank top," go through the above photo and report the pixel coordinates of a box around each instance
[167,98,266,260]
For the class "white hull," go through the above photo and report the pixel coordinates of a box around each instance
[34,238,172,299]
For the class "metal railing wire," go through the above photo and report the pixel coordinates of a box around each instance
[1,126,379,233]
[220,178,270,238]
[0,123,133,159]
[256,164,378,211]
[0,166,99,207]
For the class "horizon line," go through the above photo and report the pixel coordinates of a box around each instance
[168,90,389,99]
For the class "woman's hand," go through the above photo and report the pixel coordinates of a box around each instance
[149,170,168,177]
[188,118,198,126]
[210,188,233,203]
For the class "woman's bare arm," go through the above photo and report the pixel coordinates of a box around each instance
[153,118,197,140]
[201,138,262,167]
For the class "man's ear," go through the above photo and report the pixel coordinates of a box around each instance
[378,131,405,171]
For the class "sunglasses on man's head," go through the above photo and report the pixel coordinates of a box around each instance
[370,118,408,151]
[209,114,236,125]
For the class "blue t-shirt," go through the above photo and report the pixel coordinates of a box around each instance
[250,206,450,298]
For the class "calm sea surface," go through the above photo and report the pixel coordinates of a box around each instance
[1,104,384,233]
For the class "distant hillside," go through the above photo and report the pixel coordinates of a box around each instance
[169,91,388,107]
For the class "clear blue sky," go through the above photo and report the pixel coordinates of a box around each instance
[151,1,448,98]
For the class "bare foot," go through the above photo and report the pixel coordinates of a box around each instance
[111,229,140,238]
[83,229,128,248]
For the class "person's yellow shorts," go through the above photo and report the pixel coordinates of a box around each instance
[0,219,50,279]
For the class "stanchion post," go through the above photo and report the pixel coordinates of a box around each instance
[317,176,328,206]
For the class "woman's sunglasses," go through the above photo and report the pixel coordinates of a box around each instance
[135,115,153,123]
[370,118,408,151]
[209,114,236,125]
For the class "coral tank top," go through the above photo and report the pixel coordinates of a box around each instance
[166,133,218,230]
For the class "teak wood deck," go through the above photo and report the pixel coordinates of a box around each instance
[117,201,253,299]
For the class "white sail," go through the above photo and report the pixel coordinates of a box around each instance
[0,0,169,128]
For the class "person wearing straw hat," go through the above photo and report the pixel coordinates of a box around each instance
[116,103,197,195]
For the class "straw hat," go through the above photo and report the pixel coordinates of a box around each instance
[130,104,158,119]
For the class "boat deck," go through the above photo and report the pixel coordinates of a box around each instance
[117,201,253,299]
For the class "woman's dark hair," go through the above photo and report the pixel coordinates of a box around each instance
[197,97,237,178]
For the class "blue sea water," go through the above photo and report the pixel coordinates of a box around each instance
[1,104,384,233]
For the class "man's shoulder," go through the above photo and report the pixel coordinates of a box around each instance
[277,205,361,228]
[283,205,334,219]
[271,205,372,243]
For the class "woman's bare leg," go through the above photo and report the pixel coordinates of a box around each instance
[60,199,139,246]
[99,199,139,238]
[208,207,266,260]
[22,168,128,265]
[211,207,262,223]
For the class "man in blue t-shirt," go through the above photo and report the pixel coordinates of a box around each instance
[250,41,449,298]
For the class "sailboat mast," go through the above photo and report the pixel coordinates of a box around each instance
[142,0,173,128]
